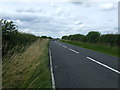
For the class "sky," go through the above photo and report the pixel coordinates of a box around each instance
[0,1,118,38]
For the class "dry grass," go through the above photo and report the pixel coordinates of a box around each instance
[2,39,51,88]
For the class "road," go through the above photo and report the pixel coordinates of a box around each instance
[49,40,119,88]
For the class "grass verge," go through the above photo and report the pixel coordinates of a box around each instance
[60,40,119,57]
[2,39,52,88]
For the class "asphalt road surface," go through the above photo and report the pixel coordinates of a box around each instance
[49,40,119,88]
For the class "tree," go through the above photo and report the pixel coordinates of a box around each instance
[61,31,119,47]
[41,36,47,38]
[1,19,18,34]
[1,19,38,57]
[86,31,100,43]
[62,36,68,40]
[99,34,120,46]
[48,37,53,39]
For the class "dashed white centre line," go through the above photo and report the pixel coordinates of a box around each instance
[56,41,120,74]
[62,45,67,48]
[87,57,120,74]
[69,48,79,54]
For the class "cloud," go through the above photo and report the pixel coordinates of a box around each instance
[79,24,85,27]
[74,20,82,25]
[1,13,40,22]
[71,2,84,5]
[56,7,63,16]
[70,2,93,8]
[1,10,72,38]
[18,28,48,36]
[14,19,23,25]
[19,28,30,33]
[0,0,119,2]
[0,2,118,38]
[99,3,117,11]
[16,8,42,13]
[50,2,59,8]
[1,12,55,24]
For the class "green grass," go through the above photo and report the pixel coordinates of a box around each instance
[60,40,119,57]
[2,39,52,88]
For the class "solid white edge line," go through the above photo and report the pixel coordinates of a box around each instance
[49,49,56,90]
[69,48,79,54]
[87,57,120,74]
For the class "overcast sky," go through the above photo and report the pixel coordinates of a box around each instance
[0,2,118,38]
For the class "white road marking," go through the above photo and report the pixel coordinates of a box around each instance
[54,41,58,43]
[87,57,120,74]
[69,48,79,54]
[49,49,56,90]
[55,65,58,68]
[62,45,67,48]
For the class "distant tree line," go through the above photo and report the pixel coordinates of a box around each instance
[62,31,120,47]
[1,19,39,57]
[41,36,53,39]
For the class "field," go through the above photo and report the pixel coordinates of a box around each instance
[2,39,51,88]
[61,40,119,57]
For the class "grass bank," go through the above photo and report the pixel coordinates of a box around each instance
[2,39,51,88]
[60,40,119,57]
